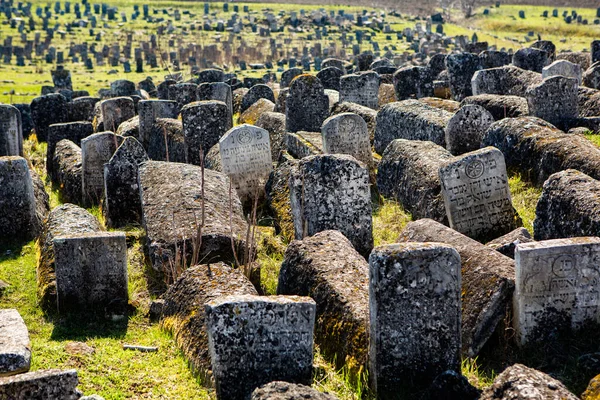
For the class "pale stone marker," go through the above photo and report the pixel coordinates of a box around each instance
[205,295,316,400]
[0,309,31,377]
[514,237,600,345]
[439,147,520,242]
[526,76,578,128]
[53,231,128,314]
[219,124,272,203]
[137,100,179,147]
[339,71,380,109]
[321,112,371,167]
[0,105,23,157]
[100,96,135,132]
[369,242,461,396]
[81,132,118,205]
[542,59,582,84]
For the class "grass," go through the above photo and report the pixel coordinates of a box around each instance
[508,172,542,234]
[372,199,412,247]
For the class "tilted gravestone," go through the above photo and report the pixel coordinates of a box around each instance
[219,124,272,204]
[205,295,316,400]
[316,66,344,91]
[439,147,521,242]
[525,76,578,128]
[181,100,232,164]
[197,82,233,123]
[53,232,128,314]
[241,84,275,113]
[0,309,31,377]
[289,154,373,257]
[46,122,93,179]
[30,93,68,141]
[369,243,461,396]
[514,237,600,345]
[103,137,148,228]
[285,75,329,133]
[137,100,179,147]
[445,53,480,102]
[0,105,23,157]
[445,105,494,155]
[100,97,135,132]
[321,112,371,167]
[513,47,550,73]
[339,71,380,109]
[81,132,118,206]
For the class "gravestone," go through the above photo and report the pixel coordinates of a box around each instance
[53,232,128,314]
[69,96,100,122]
[103,137,148,228]
[321,112,371,167]
[439,147,521,242]
[281,67,303,88]
[542,59,582,84]
[512,47,550,73]
[81,132,118,205]
[339,71,380,109]
[526,76,578,128]
[316,66,344,91]
[197,69,225,84]
[110,79,136,97]
[30,93,68,141]
[445,105,494,155]
[51,66,72,90]
[445,53,480,101]
[169,82,198,108]
[205,295,316,400]
[100,97,135,132]
[197,82,233,123]
[241,84,275,113]
[46,122,93,179]
[369,243,461,396]
[0,309,30,377]
[393,66,434,99]
[514,237,600,345]
[137,100,179,147]
[181,100,231,164]
[219,124,272,204]
[0,105,23,157]
[285,75,329,133]
[289,154,373,257]
[593,40,600,64]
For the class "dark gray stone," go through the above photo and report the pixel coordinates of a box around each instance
[0,309,30,377]
[445,105,494,155]
[181,100,231,163]
[330,102,377,144]
[137,100,179,147]
[526,76,578,128]
[256,112,286,160]
[479,50,512,69]
[471,65,543,97]
[168,82,198,109]
[52,140,83,204]
[280,68,303,88]
[147,118,186,163]
[420,370,481,400]
[69,96,100,123]
[81,132,118,206]
[30,93,68,141]
[460,94,529,120]
[486,227,533,258]
[393,66,434,100]
[339,71,380,109]
[241,84,275,113]
[512,47,551,72]
[445,52,480,101]
[47,122,93,180]
[99,97,135,132]
[251,381,338,400]
[316,66,344,91]
[0,369,80,400]
[0,105,23,157]
[110,79,136,96]
[285,75,329,133]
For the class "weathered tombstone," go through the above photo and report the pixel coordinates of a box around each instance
[592,40,600,64]
[280,67,303,88]
[241,84,275,113]
[526,76,578,128]
[512,47,550,73]
[542,59,582,84]
[99,97,135,132]
[445,105,494,155]
[81,132,118,205]
[110,79,136,97]
[369,243,461,396]
[316,66,344,91]
[0,369,81,399]
[51,66,72,91]
[219,124,272,203]
[181,100,231,164]
[53,232,128,314]
[514,237,600,345]
[0,308,31,377]
[393,66,434,99]
[285,75,329,133]
[46,122,93,179]
[321,112,371,167]
[69,96,100,122]
[197,82,233,123]
[471,65,543,97]
[30,93,68,141]
[289,154,373,257]
[169,82,198,108]
[205,295,316,400]
[103,137,148,228]
[137,100,179,147]
[0,105,23,157]
[445,53,480,101]
[197,69,225,84]
[439,147,521,242]
[339,72,380,109]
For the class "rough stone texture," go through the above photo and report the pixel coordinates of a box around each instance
[556,51,591,71]
[289,154,373,258]
[241,84,275,113]
[317,67,344,91]
[486,227,533,259]
[0,105,23,157]
[420,370,481,400]
[583,62,600,90]
[285,75,329,133]
[281,68,304,88]
[37,204,103,311]
[81,132,118,206]
[265,154,297,242]
[168,82,199,109]
[285,131,323,159]
[99,97,135,132]
[321,112,371,167]
[339,71,381,109]
[147,118,186,163]
[69,96,100,123]
[239,98,275,125]
[278,231,369,372]
[479,364,578,400]
[0,369,80,400]
[115,116,139,140]
[534,169,600,241]
[542,59,582,84]
[582,374,600,400]
[378,83,396,107]
[205,143,223,172]
[256,112,287,160]
[419,97,461,113]
[479,50,512,69]
[137,100,179,147]
[482,116,600,186]
[157,79,177,100]
[369,243,461,396]
[13,104,33,139]
[397,219,515,357]
[274,88,288,114]
[0,309,30,377]
[445,52,481,101]
[196,83,233,125]
[160,263,258,383]
[514,237,600,345]
[531,40,556,61]
[181,100,231,164]
[374,100,453,154]
[393,66,434,100]
[52,140,83,204]
[138,161,248,272]
[205,295,316,400]
[445,105,494,155]
[330,102,377,145]
[526,76,578,128]
[47,122,93,180]
[513,47,551,72]
[110,79,136,97]
[577,86,600,118]
[471,65,543,97]
[377,139,452,223]
[196,69,225,84]
[30,93,68,141]
[460,94,529,120]
[251,381,338,400]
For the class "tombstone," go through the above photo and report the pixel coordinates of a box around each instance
[197,82,233,124]
[439,147,520,242]
[542,59,582,84]
[53,232,128,314]
[168,82,198,109]
[197,68,224,84]
[100,97,135,132]
[479,50,512,69]
[46,122,93,180]
[593,41,600,64]
[512,47,550,73]
[321,112,371,167]
[81,132,118,205]
[369,243,461,396]
[0,105,23,157]
[393,66,434,100]
[281,67,303,88]
[339,72,380,110]
[206,295,316,400]
[285,75,329,133]
[104,137,148,228]
[181,100,232,164]
[289,154,373,257]
[30,93,68,142]
[445,53,480,102]
[219,124,272,203]
[137,100,179,147]
[157,79,177,100]
[445,105,495,156]
[316,66,344,91]
[526,76,578,128]
[514,237,600,345]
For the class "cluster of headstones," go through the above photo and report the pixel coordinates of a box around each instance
[6,34,600,399]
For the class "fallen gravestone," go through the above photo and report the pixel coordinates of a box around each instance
[471,65,543,97]
[0,309,30,377]
[0,369,81,400]
[460,94,529,120]
[52,140,83,204]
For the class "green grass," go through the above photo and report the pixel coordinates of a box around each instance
[509,172,542,234]
[372,199,412,247]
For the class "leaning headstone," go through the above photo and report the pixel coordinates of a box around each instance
[103,137,148,228]
[445,105,494,155]
[445,53,480,101]
[542,59,582,84]
[321,112,371,167]
[339,72,380,109]
[592,40,600,64]
[46,122,93,179]
[137,100,179,147]
[289,154,373,257]
[369,243,461,396]
[439,147,521,242]
[241,84,275,113]
[99,97,135,132]
[81,132,118,205]
[181,100,232,164]
[525,76,578,128]
[206,295,316,400]
[512,47,550,73]
[0,105,23,156]
[53,232,128,314]
[0,369,80,400]
[30,93,68,141]
[285,75,329,133]
[219,124,273,203]
[0,309,30,377]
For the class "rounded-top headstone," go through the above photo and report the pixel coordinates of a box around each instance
[280,67,304,88]
[445,105,494,155]
[316,66,344,91]
[285,75,329,133]
[321,112,371,167]
[240,84,275,113]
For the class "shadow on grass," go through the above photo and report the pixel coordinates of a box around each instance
[49,313,129,341]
